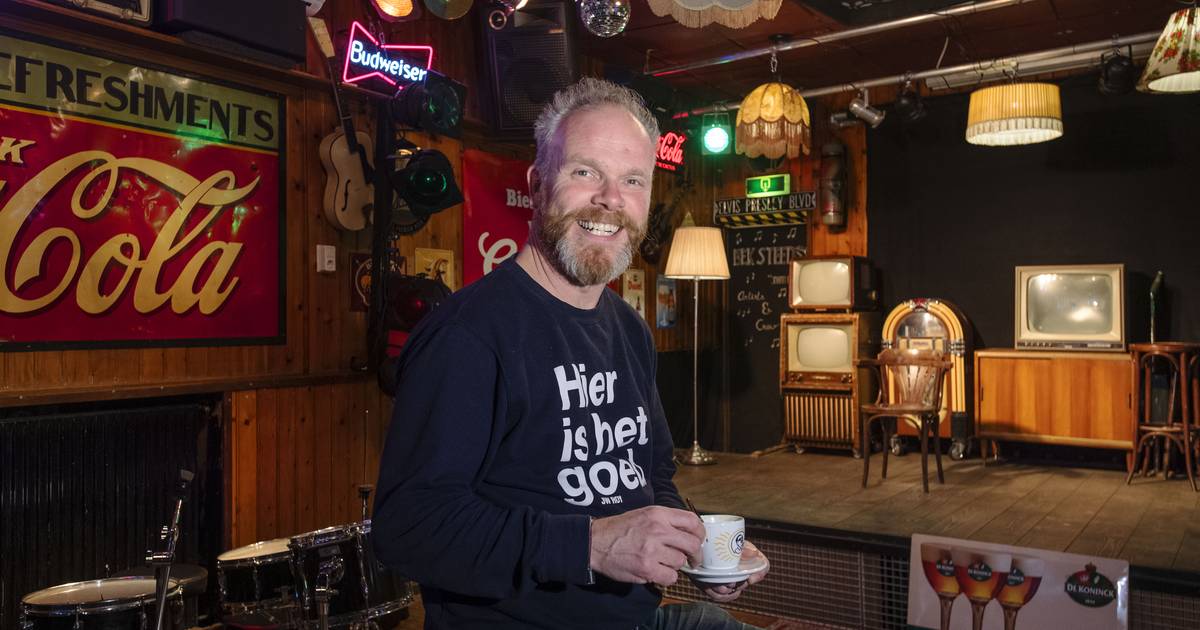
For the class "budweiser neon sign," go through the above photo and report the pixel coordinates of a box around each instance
[342,21,433,93]
[655,131,686,172]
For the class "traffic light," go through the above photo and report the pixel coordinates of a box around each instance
[700,112,731,155]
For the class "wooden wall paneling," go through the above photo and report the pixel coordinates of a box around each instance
[231,390,258,547]
[295,386,317,533]
[267,92,310,376]
[346,380,367,515]
[307,88,340,374]
[86,350,117,388]
[330,382,352,523]
[365,382,387,493]
[276,385,298,537]
[255,388,279,540]
[138,349,163,382]
[185,347,208,382]
[206,343,235,381]
[341,241,365,370]
[807,91,868,257]
[61,350,89,386]
[313,383,334,527]
[32,351,64,388]
[161,348,187,381]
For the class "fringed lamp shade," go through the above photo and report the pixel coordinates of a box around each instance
[965,83,1062,146]
[646,0,780,29]
[664,213,730,280]
[735,82,811,160]
[1138,8,1200,93]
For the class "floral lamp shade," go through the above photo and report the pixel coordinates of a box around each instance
[1138,8,1200,93]
[735,82,811,159]
[646,0,781,29]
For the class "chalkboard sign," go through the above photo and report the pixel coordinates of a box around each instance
[725,224,806,452]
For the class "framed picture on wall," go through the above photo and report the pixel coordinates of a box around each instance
[623,269,645,319]
[656,276,677,328]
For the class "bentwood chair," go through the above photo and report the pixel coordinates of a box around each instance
[859,349,953,493]
[1126,342,1200,491]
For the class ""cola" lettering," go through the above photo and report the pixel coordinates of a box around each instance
[0,150,258,316]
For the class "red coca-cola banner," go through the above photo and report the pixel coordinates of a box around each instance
[461,149,533,287]
[0,30,283,348]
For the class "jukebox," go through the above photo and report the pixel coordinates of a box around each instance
[880,298,974,459]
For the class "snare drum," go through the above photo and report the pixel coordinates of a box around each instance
[19,577,183,630]
[217,538,297,616]
[289,520,412,627]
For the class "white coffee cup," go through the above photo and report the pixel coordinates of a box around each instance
[700,514,745,570]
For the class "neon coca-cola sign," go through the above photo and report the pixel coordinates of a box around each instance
[655,131,685,172]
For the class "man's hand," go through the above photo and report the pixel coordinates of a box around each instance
[590,506,705,586]
[693,541,770,603]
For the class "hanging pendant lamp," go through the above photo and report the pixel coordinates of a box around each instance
[735,82,810,159]
[965,82,1062,146]
[1138,7,1200,93]
[646,0,780,29]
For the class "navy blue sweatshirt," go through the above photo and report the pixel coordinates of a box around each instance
[372,258,684,629]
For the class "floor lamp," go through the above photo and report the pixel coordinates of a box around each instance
[664,212,730,465]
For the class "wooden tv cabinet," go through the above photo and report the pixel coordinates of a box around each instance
[974,349,1134,457]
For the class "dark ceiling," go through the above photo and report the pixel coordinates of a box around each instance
[574,0,1181,108]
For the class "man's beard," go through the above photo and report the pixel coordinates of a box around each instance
[532,204,646,287]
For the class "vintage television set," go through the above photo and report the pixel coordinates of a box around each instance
[788,255,878,312]
[778,312,880,455]
[1014,263,1125,351]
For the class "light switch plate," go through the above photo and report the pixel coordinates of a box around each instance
[316,244,336,273]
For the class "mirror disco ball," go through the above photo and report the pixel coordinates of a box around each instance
[579,0,629,38]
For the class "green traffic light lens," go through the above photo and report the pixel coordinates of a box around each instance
[703,126,730,153]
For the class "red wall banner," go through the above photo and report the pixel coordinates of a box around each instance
[0,30,283,348]
[461,149,532,287]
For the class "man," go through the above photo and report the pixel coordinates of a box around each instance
[373,77,768,629]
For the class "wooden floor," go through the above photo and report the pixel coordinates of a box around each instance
[673,450,1200,574]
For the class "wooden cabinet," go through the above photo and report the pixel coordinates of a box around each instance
[974,349,1133,451]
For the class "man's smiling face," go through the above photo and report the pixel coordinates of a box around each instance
[531,104,656,288]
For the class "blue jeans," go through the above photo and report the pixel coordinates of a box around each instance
[638,602,762,630]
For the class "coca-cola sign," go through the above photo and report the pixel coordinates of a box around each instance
[0,31,283,348]
[655,131,686,172]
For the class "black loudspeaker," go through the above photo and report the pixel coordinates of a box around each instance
[603,67,678,129]
[157,0,306,67]
[480,0,578,135]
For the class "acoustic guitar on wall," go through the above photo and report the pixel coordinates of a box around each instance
[310,16,374,232]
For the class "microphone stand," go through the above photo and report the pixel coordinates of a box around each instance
[148,469,194,630]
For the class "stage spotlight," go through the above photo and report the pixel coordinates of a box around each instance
[390,70,466,138]
[893,79,926,123]
[829,111,859,129]
[390,149,463,217]
[848,92,886,128]
[1098,46,1137,96]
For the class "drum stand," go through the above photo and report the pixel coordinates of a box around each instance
[149,469,193,630]
[314,555,344,630]
[358,484,374,521]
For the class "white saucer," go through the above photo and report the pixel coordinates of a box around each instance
[679,555,768,583]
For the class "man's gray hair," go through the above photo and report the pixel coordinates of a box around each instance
[532,77,660,191]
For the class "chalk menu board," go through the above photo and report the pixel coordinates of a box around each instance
[726,224,806,452]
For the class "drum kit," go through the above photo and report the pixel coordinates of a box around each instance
[19,482,412,630]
